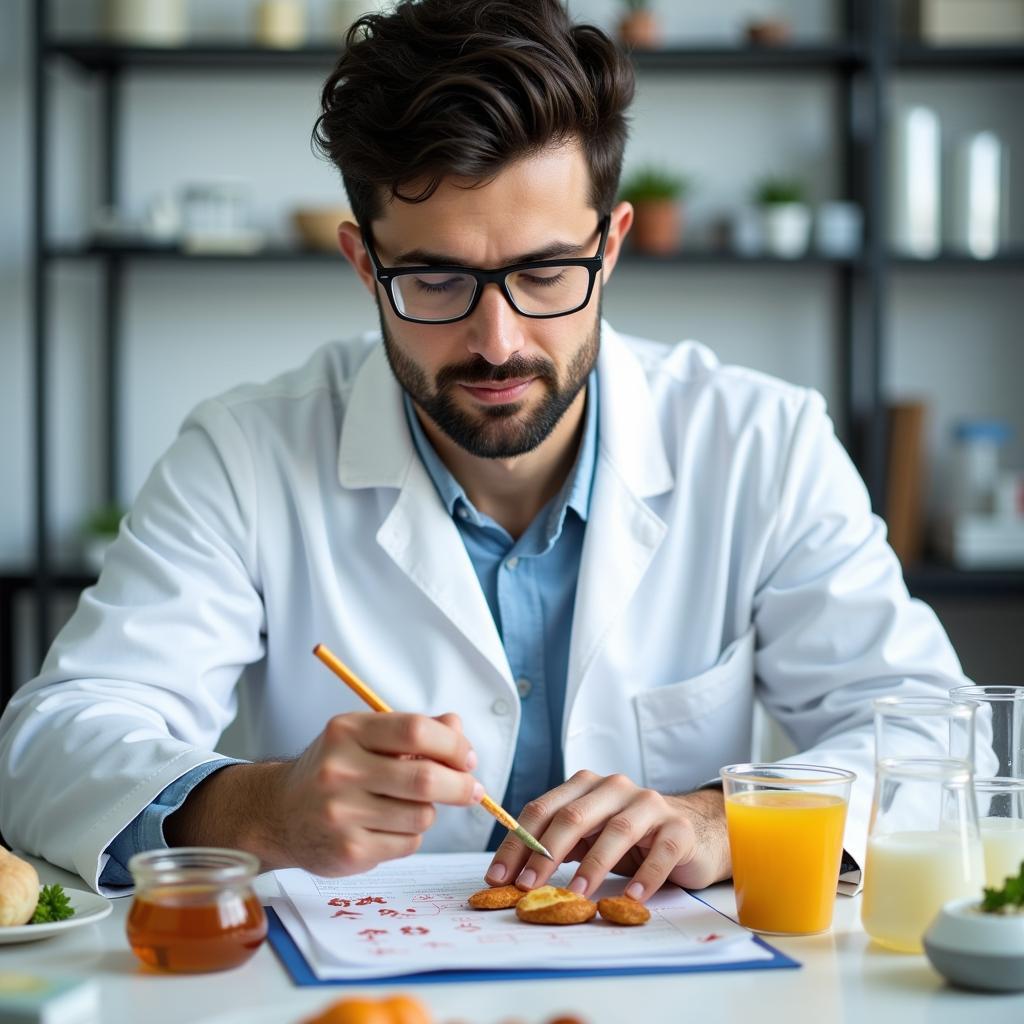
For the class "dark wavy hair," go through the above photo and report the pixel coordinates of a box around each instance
[312,0,634,225]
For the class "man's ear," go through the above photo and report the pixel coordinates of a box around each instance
[600,201,634,283]
[338,221,377,298]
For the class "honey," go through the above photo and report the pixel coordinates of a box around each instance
[127,884,267,973]
[126,848,267,974]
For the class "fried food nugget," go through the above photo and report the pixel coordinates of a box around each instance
[515,885,597,925]
[468,884,527,910]
[596,895,651,926]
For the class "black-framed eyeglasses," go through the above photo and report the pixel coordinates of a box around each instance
[362,216,610,325]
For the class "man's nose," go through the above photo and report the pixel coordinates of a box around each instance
[464,282,526,366]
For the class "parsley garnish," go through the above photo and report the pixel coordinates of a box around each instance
[981,861,1024,914]
[30,884,75,924]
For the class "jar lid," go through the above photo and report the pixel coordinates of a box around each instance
[953,419,1012,444]
[127,847,259,887]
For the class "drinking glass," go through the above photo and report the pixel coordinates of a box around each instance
[721,763,854,935]
[951,684,1024,779]
[975,777,1024,888]
[862,698,984,954]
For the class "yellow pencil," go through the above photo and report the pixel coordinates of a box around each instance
[312,643,553,860]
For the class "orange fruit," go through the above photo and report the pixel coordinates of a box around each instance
[380,993,433,1023]
[305,997,392,1024]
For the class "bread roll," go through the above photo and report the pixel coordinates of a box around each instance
[0,847,40,926]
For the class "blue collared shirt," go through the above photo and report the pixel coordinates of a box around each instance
[99,372,598,884]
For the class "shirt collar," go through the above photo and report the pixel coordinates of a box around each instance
[403,371,599,534]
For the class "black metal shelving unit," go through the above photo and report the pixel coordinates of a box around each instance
[5,0,1023,707]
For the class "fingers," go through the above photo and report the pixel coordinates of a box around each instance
[484,770,605,886]
[367,750,484,806]
[329,711,476,771]
[337,790,439,837]
[532,775,653,895]
[575,810,693,900]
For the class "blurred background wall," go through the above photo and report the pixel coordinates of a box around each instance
[1,0,1022,694]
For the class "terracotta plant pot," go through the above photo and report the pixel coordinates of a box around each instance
[745,19,791,46]
[630,199,681,255]
[618,11,660,50]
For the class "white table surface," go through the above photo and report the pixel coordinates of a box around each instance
[4,856,1023,1024]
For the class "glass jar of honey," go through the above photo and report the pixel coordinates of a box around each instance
[126,848,267,973]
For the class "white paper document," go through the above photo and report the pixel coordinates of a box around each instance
[271,852,770,980]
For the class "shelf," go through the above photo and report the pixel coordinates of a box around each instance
[2,559,1019,599]
[46,40,866,74]
[46,41,346,72]
[904,562,1024,597]
[46,242,345,263]
[891,249,1024,268]
[628,44,866,72]
[894,44,1024,70]
[0,566,97,590]
[3,560,1020,600]
[46,241,862,268]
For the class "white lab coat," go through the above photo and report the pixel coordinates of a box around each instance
[0,324,968,894]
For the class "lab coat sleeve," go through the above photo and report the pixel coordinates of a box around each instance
[752,391,969,868]
[0,398,266,893]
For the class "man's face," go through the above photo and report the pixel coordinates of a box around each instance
[340,143,629,460]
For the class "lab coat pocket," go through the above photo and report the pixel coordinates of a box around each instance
[633,626,755,793]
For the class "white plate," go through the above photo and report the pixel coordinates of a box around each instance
[0,888,113,945]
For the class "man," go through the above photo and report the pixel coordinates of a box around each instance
[0,0,966,899]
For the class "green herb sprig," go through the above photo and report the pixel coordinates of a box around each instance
[981,861,1024,914]
[30,884,75,924]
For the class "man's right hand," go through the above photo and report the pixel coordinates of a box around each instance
[164,711,482,876]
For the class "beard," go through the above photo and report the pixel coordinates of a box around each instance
[378,299,601,460]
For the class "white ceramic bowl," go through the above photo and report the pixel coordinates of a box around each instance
[924,896,1024,992]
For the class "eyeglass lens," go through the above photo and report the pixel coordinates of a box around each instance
[390,264,592,322]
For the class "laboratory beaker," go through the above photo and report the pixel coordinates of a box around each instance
[873,694,976,767]
[863,697,983,953]
[951,684,1024,779]
[975,776,1024,888]
[861,757,984,953]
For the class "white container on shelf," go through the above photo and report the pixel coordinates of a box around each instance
[255,0,307,49]
[760,203,811,258]
[890,105,942,257]
[950,131,1009,259]
[948,419,1012,517]
[815,201,863,257]
[105,0,186,45]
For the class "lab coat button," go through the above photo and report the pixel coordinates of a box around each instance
[491,699,510,716]
[516,677,532,698]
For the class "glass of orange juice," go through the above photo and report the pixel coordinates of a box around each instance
[721,763,855,935]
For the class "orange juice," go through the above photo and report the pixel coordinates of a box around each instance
[725,790,848,934]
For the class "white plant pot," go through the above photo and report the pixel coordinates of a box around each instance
[761,203,811,258]
[82,535,117,575]
[105,0,186,45]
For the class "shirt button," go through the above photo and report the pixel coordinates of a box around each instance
[505,556,519,570]
[457,507,470,520]
[516,677,532,698]
[491,699,510,716]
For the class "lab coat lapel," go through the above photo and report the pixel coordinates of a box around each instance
[337,343,511,684]
[565,326,674,725]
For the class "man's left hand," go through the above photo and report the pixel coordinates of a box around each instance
[484,770,731,901]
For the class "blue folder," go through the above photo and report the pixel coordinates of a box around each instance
[265,894,800,986]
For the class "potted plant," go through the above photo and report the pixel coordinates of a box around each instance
[620,165,690,255]
[81,503,126,574]
[617,0,660,50]
[755,176,811,258]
